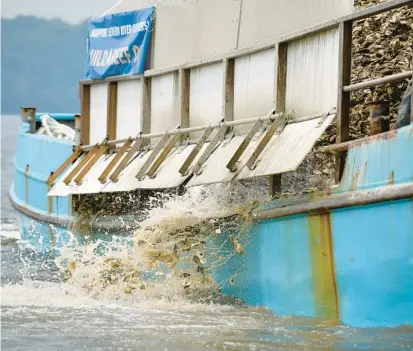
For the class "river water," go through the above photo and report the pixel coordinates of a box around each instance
[1,115,413,350]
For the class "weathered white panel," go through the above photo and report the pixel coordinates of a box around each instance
[237,114,336,180]
[48,154,116,196]
[238,0,353,48]
[116,80,142,139]
[234,49,275,124]
[90,84,108,144]
[186,136,245,187]
[285,28,339,117]
[187,113,336,187]
[151,73,180,134]
[190,63,223,135]
[105,0,353,69]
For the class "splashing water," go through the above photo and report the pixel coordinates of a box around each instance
[53,182,265,304]
[3,179,413,350]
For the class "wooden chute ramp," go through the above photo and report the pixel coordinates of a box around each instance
[47,109,336,197]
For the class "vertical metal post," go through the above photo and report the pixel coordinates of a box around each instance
[274,43,287,112]
[178,68,190,140]
[74,114,81,148]
[269,42,288,195]
[410,73,413,124]
[107,82,118,142]
[81,84,91,146]
[269,174,282,198]
[20,107,37,133]
[141,77,151,145]
[222,58,235,122]
[336,21,353,183]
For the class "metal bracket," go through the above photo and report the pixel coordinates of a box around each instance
[226,117,263,172]
[147,131,182,179]
[74,143,109,185]
[136,128,179,181]
[110,136,144,183]
[192,122,228,175]
[245,113,287,170]
[98,137,133,184]
[63,144,100,185]
[178,126,214,176]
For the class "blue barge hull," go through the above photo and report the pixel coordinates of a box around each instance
[10,116,413,328]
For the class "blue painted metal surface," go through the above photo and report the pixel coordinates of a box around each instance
[212,125,413,328]
[332,200,413,327]
[10,117,413,328]
[13,123,73,216]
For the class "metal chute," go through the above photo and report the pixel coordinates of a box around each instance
[47,109,336,197]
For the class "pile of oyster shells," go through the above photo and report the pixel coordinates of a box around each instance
[282,0,413,194]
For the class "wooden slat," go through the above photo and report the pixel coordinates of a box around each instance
[141,77,151,140]
[110,137,144,182]
[335,21,353,183]
[274,43,287,111]
[136,132,171,181]
[192,124,229,175]
[81,85,91,145]
[74,144,109,185]
[179,69,190,140]
[246,114,286,170]
[63,145,99,185]
[98,138,133,184]
[46,149,83,186]
[178,126,214,176]
[226,118,263,172]
[107,82,118,141]
[222,58,235,122]
[147,132,181,178]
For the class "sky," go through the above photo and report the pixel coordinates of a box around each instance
[1,0,118,24]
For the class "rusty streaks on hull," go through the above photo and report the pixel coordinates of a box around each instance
[308,213,339,321]
[389,170,395,185]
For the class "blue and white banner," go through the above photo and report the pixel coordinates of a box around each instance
[85,7,155,80]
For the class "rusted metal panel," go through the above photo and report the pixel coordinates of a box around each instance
[308,213,339,320]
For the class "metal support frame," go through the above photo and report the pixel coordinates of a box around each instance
[74,144,109,185]
[107,82,118,142]
[178,126,215,176]
[70,0,410,189]
[98,138,133,184]
[335,21,353,183]
[245,114,287,170]
[63,145,99,185]
[80,85,91,145]
[192,123,229,175]
[226,110,276,172]
[136,130,177,181]
[147,132,182,178]
[110,137,144,182]
[222,58,235,122]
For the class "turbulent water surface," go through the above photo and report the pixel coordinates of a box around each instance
[2,115,413,351]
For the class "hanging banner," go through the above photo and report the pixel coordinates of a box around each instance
[85,7,155,80]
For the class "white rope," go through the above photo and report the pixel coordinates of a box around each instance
[36,115,75,141]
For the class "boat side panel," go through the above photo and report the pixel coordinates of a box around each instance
[332,199,413,327]
[13,126,73,216]
[212,215,317,318]
[212,197,413,327]
[339,125,413,192]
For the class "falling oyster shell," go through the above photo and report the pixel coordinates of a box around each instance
[183,280,192,288]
